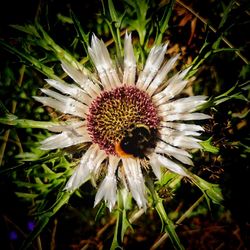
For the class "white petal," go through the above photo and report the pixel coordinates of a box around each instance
[137,44,167,90]
[160,133,202,149]
[151,153,189,177]
[155,141,192,157]
[65,144,107,191]
[163,113,211,121]
[88,35,121,89]
[123,32,136,85]
[61,61,88,85]
[82,80,102,99]
[153,67,191,105]
[158,96,207,115]
[33,95,87,117]
[147,54,180,96]
[155,141,193,165]
[160,121,204,133]
[153,80,188,105]
[150,155,162,179]
[40,130,91,150]
[64,145,97,191]
[122,158,147,210]
[159,125,201,138]
[172,154,194,165]
[62,62,102,98]
[94,155,120,211]
[45,79,92,105]
[162,129,201,137]
[92,150,110,178]
[94,175,117,211]
[178,66,191,79]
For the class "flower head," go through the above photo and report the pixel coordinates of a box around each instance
[34,33,210,211]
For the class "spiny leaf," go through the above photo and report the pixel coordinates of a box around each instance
[70,10,90,55]
[10,24,40,37]
[200,137,219,154]
[155,0,175,45]
[108,0,119,25]
[0,39,59,79]
[157,171,180,187]
[0,115,61,129]
[15,192,39,200]
[14,181,53,189]
[95,202,107,222]
[110,190,133,250]
[147,178,184,250]
[189,173,224,206]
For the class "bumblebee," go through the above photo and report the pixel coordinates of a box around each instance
[115,124,155,158]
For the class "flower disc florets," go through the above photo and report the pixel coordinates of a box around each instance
[87,86,160,155]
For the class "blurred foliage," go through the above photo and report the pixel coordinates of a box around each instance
[0,0,249,249]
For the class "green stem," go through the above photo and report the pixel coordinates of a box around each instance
[36,23,83,68]
[107,21,121,59]
[155,0,175,45]
[0,117,60,129]
[138,44,146,66]
[116,28,123,56]
[155,201,184,250]
[147,178,184,250]
[151,195,204,249]
[0,40,60,81]
[111,190,124,250]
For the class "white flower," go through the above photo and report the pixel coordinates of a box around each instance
[34,33,210,211]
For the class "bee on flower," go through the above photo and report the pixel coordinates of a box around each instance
[34,33,210,211]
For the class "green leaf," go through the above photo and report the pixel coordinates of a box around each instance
[14,181,53,190]
[157,171,177,186]
[155,199,184,250]
[155,0,175,45]
[70,10,90,55]
[110,190,133,250]
[200,137,219,154]
[147,178,184,250]
[10,24,40,37]
[16,150,64,163]
[240,65,250,80]
[124,0,149,46]
[214,82,249,105]
[218,0,235,30]
[35,23,82,65]
[57,13,73,24]
[15,192,39,200]
[0,39,59,80]
[111,208,132,249]
[0,115,65,129]
[108,0,119,24]
[95,202,107,222]
[189,173,224,206]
